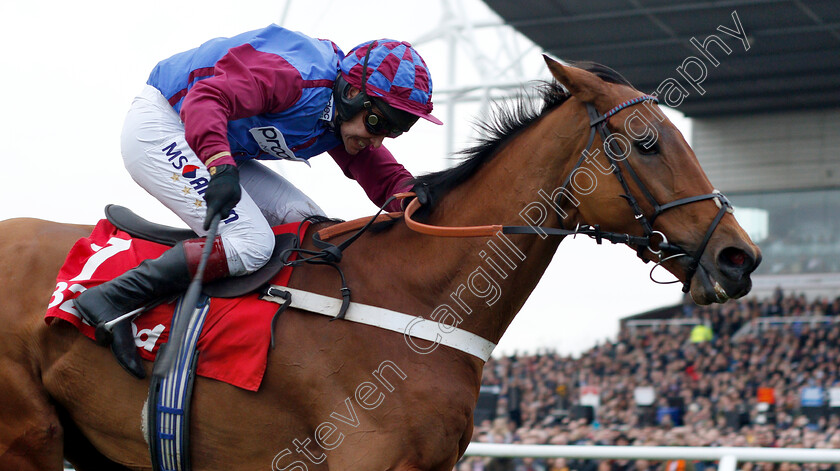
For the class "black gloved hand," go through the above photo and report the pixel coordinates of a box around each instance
[203,164,241,230]
[401,181,432,210]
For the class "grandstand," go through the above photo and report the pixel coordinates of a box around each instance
[463,289,840,470]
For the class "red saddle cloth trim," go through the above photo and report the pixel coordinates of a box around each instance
[45,219,309,391]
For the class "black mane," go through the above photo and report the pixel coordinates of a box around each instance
[412,62,632,205]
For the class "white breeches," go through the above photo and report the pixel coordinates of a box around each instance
[121,85,325,275]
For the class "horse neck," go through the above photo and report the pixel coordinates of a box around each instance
[391,102,590,345]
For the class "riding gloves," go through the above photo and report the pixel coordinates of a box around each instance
[204,164,241,230]
[401,181,433,210]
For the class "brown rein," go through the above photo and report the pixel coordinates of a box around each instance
[401,194,504,237]
[316,193,649,250]
[316,192,508,242]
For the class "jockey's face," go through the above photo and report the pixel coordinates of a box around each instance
[339,108,387,155]
[339,87,393,155]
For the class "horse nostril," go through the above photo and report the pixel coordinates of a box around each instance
[717,247,756,279]
[728,250,746,266]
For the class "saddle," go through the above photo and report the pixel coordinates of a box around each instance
[104,204,299,298]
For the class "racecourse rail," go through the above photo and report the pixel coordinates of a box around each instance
[60,445,840,470]
[463,444,840,471]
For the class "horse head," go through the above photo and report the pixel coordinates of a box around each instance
[543,56,761,305]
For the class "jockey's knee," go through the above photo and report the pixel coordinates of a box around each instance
[222,227,275,276]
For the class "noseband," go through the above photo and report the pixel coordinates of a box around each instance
[557,95,734,292]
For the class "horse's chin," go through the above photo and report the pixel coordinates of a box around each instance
[688,263,751,305]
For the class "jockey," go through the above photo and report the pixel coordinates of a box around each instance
[73,25,442,379]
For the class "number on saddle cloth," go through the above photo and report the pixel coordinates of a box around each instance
[104,204,301,298]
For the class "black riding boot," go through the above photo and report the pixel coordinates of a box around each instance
[74,243,191,378]
[73,237,230,379]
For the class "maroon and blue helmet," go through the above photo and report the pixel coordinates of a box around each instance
[334,39,442,136]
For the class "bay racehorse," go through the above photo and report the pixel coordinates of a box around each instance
[0,57,760,470]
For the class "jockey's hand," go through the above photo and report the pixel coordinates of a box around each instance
[401,182,432,211]
[204,164,241,230]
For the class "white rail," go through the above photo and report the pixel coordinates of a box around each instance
[625,319,704,328]
[463,444,840,471]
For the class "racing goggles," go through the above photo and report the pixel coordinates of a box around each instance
[363,99,419,138]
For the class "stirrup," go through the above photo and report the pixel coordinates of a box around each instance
[94,306,146,346]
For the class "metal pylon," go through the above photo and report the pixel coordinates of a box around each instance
[412,0,548,156]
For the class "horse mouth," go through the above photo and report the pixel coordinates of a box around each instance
[689,263,752,305]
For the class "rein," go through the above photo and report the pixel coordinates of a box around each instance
[401,197,650,246]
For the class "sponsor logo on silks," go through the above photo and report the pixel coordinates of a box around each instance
[162,142,208,195]
[249,126,310,165]
[182,164,200,179]
[320,95,334,122]
[221,209,239,225]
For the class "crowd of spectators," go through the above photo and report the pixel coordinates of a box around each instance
[458,289,840,471]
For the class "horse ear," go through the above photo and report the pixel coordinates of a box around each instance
[542,54,600,103]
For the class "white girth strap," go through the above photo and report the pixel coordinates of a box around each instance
[261,286,496,362]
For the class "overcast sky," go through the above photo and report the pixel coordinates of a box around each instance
[0,0,688,356]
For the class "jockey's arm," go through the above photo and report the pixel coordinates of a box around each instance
[328,145,414,213]
[180,44,302,167]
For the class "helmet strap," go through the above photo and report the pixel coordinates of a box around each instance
[359,41,375,99]
[333,41,377,136]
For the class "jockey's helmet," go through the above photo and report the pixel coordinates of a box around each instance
[334,39,442,137]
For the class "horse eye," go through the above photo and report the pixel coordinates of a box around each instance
[635,139,660,156]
